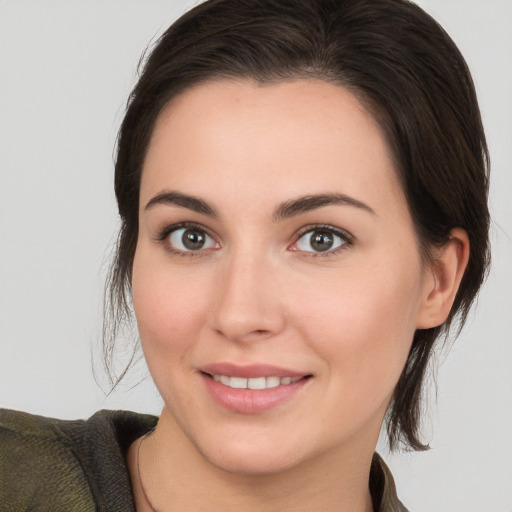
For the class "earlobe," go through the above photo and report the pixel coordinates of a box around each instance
[416,228,470,329]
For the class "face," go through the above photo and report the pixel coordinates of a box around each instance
[132,79,434,474]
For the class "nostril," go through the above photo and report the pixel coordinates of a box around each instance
[210,304,285,343]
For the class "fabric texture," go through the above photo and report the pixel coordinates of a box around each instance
[0,408,408,511]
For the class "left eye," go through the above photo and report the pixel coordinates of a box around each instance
[168,227,217,252]
[293,229,347,253]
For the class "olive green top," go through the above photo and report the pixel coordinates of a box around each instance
[0,409,408,511]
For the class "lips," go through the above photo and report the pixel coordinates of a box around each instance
[200,363,312,414]
[200,362,307,379]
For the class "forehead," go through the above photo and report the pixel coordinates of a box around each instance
[140,79,406,217]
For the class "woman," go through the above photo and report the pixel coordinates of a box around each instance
[0,0,492,510]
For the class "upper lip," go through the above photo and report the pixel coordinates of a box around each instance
[200,362,309,379]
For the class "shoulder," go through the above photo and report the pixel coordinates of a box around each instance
[0,409,97,510]
[0,408,158,511]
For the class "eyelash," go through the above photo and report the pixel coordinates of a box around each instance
[155,222,217,258]
[291,224,354,258]
[154,222,354,258]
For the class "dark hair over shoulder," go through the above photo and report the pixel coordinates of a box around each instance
[105,0,490,451]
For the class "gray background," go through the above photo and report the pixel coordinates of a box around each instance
[1,1,511,510]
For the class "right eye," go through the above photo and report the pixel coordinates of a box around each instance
[167,226,218,253]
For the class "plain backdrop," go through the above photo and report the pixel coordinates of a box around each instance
[0,1,511,511]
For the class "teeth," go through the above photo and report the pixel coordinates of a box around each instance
[212,374,302,389]
[248,377,266,390]
[266,376,280,388]
[230,377,247,389]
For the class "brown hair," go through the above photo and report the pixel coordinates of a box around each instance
[105,0,490,451]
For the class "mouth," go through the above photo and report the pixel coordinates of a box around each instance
[199,364,312,414]
[205,373,305,390]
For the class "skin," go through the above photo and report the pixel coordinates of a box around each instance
[127,79,469,511]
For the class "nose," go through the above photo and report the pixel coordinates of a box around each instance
[208,250,286,343]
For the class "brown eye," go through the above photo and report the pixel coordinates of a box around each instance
[168,227,217,252]
[293,228,348,254]
[182,229,206,250]
[310,231,334,252]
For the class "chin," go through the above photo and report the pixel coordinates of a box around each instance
[195,434,307,476]
[208,449,300,476]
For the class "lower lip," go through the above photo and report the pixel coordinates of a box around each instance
[202,374,310,414]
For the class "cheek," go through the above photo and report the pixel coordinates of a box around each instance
[292,258,423,393]
[131,249,212,361]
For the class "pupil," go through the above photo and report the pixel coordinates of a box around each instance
[311,231,333,252]
[183,229,205,250]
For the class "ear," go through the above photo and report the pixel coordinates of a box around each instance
[416,228,470,329]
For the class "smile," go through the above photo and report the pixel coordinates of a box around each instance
[211,374,302,389]
[203,375,310,413]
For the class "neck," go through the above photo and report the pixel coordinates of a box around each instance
[128,407,376,512]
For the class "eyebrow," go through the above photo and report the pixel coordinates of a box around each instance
[144,190,375,219]
[145,190,218,217]
[272,193,375,221]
